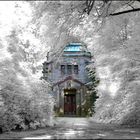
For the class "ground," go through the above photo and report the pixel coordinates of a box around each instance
[0,117,140,139]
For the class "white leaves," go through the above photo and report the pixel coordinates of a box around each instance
[91,12,140,125]
[108,81,120,97]
[0,2,32,37]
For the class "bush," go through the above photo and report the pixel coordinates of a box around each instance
[0,79,54,133]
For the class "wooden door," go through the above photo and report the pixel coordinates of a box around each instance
[64,94,76,115]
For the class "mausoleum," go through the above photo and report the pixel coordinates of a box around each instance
[42,43,93,116]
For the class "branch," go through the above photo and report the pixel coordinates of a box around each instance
[127,3,135,9]
[87,0,95,15]
[100,1,112,17]
[83,0,140,16]
[95,7,100,16]
[109,8,140,16]
[84,0,95,15]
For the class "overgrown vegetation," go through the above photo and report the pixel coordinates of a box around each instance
[1,1,140,132]
[0,79,54,133]
[0,2,54,133]
[85,66,99,116]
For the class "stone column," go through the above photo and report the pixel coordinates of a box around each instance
[61,89,64,114]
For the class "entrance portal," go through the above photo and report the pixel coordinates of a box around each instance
[64,89,76,115]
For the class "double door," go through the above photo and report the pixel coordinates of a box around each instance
[64,94,76,115]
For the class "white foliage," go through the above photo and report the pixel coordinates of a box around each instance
[0,1,55,132]
[68,5,140,126]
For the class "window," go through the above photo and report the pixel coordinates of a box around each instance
[85,61,89,65]
[67,65,72,74]
[61,65,65,75]
[74,65,78,74]
[43,66,48,73]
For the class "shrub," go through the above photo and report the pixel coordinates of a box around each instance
[0,79,54,133]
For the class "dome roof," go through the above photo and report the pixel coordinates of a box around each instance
[64,43,88,52]
[63,43,91,57]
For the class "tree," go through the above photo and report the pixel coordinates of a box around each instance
[0,1,54,132]
[86,66,99,116]
[83,0,140,17]
[59,1,140,126]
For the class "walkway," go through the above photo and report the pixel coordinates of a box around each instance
[0,117,140,139]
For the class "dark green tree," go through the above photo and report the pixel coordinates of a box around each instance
[86,67,99,116]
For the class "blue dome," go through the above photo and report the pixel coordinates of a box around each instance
[64,43,84,52]
[63,43,91,57]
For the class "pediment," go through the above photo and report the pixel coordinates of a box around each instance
[53,76,84,87]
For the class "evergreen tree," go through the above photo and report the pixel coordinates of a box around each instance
[86,67,99,116]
